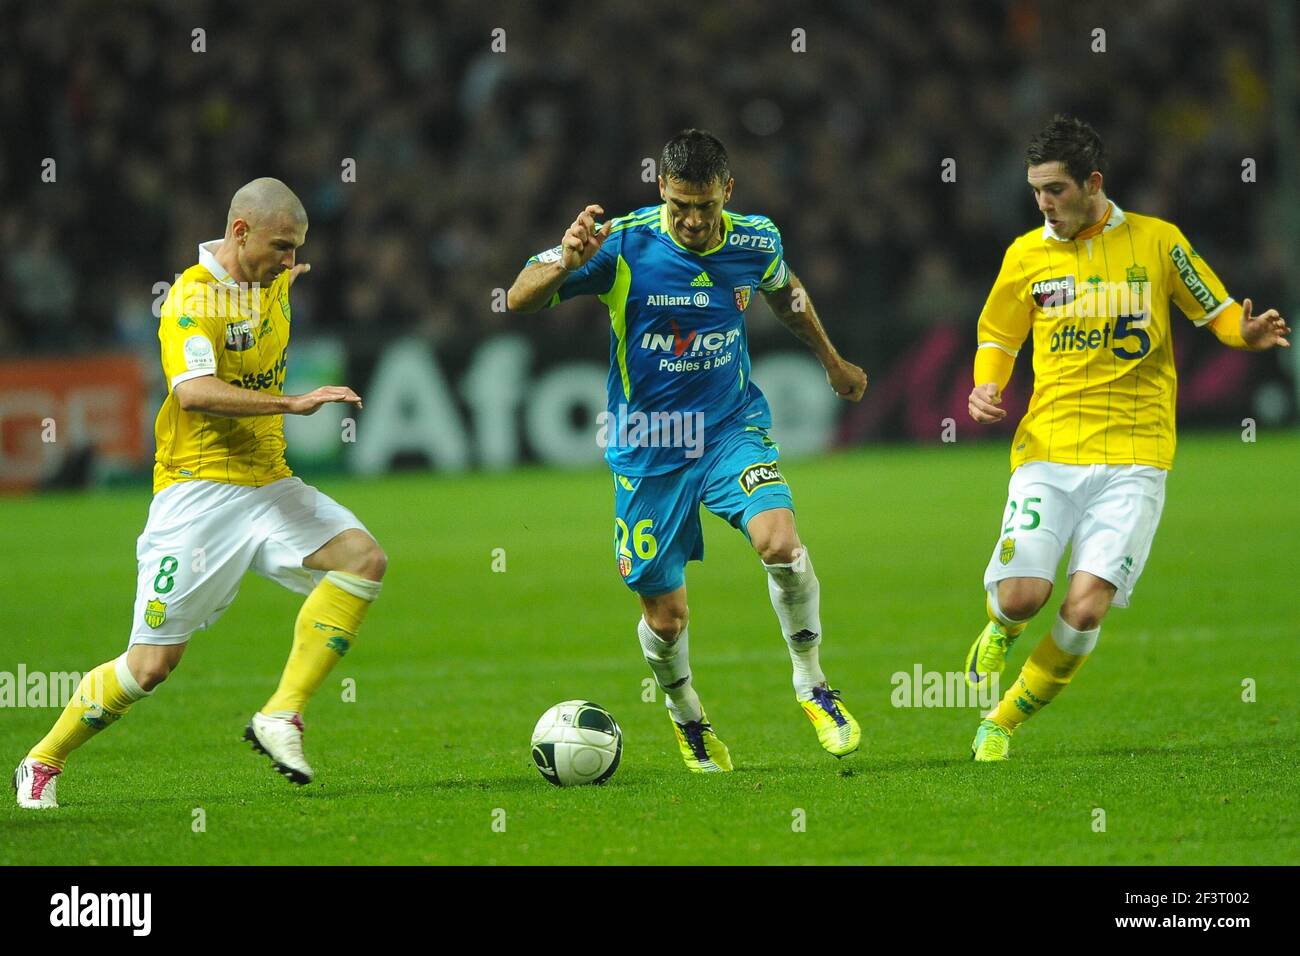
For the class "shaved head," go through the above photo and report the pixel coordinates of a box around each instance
[217,177,309,285]
[226,177,307,232]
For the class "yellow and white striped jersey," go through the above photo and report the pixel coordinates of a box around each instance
[976,201,1235,471]
[153,241,293,492]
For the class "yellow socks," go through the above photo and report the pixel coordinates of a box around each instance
[262,571,382,715]
[28,654,151,770]
[987,592,1029,638]
[987,614,1099,732]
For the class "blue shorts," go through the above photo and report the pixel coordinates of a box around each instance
[611,425,795,596]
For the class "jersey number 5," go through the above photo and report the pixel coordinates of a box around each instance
[1112,313,1152,360]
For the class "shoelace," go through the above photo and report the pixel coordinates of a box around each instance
[29,763,59,799]
[811,685,844,716]
[679,720,712,760]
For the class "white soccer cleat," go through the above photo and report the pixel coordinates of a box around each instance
[14,757,62,809]
[243,711,314,785]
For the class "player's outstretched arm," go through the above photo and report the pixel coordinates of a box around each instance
[762,270,867,401]
[174,375,362,418]
[507,204,608,313]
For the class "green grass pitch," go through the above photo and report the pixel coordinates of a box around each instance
[2,432,1297,865]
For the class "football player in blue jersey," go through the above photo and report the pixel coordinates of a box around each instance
[508,129,867,772]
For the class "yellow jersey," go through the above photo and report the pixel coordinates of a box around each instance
[153,240,293,492]
[976,201,1235,471]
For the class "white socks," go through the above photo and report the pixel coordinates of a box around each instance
[1051,614,1100,656]
[987,587,1031,631]
[764,548,826,697]
[637,617,702,723]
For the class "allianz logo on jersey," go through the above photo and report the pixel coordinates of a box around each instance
[646,292,711,307]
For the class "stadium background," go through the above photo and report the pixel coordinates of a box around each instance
[3,0,1299,868]
[1,0,1296,489]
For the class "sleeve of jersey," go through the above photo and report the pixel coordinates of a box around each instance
[1165,224,1235,327]
[757,222,790,292]
[525,234,617,308]
[159,284,223,390]
[973,245,1031,388]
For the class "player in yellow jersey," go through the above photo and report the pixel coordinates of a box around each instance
[14,178,388,807]
[962,116,1290,760]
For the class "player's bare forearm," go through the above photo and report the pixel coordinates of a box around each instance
[507,260,569,313]
[763,270,868,400]
[174,375,361,417]
[762,271,839,366]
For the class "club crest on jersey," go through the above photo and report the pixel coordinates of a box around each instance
[999,537,1016,565]
[618,554,632,578]
[144,599,167,629]
[738,461,785,496]
[734,285,751,311]
[225,319,256,351]
[1031,276,1075,307]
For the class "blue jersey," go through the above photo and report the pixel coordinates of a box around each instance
[527,204,791,477]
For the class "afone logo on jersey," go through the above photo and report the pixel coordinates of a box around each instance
[1032,276,1076,307]
[1037,277,1151,320]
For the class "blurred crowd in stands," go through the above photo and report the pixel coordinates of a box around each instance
[2,0,1286,362]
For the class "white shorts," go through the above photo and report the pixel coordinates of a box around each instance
[982,461,1167,608]
[129,477,368,646]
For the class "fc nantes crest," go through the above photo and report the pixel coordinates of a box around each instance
[999,537,1016,566]
[733,285,751,312]
[144,598,167,629]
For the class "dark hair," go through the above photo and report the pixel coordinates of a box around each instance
[660,129,731,187]
[1025,114,1106,185]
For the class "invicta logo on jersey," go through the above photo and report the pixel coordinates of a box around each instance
[641,326,742,356]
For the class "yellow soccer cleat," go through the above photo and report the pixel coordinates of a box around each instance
[671,711,733,773]
[799,684,860,758]
[970,718,1012,761]
[965,620,1020,689]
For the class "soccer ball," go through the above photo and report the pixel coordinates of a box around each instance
[530,700,622,786]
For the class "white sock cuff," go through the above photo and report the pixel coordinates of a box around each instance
[1051,614,1100,656]
[987,588,1030,627]
[762,546,812,574]
[638,617,685,659]
[325,570,383,601]
[115,653,152,700]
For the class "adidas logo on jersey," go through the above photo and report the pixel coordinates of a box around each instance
[690,271,713,287]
